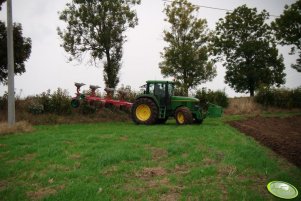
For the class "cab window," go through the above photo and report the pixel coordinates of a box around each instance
[168,83,174,96]
[148,83,154,95]
[154,83,165,97]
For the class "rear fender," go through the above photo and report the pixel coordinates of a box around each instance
[135,95,160,108]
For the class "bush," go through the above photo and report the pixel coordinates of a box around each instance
[116,85,137,102]
[195,88,229,108]
[28,102,44,114]
[292,87,301,108]
[255,86,301,108]
[0,93,7,110]
[28,88,72,115]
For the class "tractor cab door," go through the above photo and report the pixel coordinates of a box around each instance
[166,83,174,106]
[153,83,166,106]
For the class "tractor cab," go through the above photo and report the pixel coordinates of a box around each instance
[145,80,174,108]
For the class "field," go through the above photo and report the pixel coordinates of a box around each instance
[229,115,301,168]
[1,117,301,201]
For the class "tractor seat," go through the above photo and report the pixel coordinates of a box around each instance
[90,85,101,90]
[104,88,115,93]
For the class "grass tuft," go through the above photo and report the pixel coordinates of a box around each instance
[224,97,262,115]
[0,121,34,135]
[224,97,301,115]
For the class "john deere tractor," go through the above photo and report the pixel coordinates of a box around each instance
[131,80,209,125]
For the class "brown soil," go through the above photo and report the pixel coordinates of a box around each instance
[228,115,301,168]
[137,167,167,178]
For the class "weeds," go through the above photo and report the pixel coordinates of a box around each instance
[224,97,262,115]
[0,121,34,135]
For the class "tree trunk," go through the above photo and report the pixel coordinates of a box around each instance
[250,90,255,97]
[105,49,113,88]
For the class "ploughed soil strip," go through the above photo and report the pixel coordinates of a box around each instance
[228,116,301,168]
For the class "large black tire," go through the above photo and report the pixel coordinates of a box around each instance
[131,98,158,125]
[175,107,193,125]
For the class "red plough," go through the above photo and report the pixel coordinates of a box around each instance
[71,82,132,111]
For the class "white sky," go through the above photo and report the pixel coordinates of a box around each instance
[0,0,300,98]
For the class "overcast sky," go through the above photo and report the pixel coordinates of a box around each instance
[0,0,299,98]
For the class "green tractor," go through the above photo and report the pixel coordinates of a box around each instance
[131,80,215,125]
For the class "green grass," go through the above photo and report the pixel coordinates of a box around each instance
[0,118,300,201]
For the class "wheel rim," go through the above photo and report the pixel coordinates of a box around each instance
[177,112,185,124]
[136,104,151,121]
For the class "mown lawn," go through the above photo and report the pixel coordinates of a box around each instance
[0,118,300,201]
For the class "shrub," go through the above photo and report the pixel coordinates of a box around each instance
[49,88,72,115]
[195,88,229,108]
[255,86,301,108]
[0,93,7,110]
[116,85,137,102]
[79,100,97,115]
[27,88,72,115]
[292,87,301,108]
[28,102,44,114]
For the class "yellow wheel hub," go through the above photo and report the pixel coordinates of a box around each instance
[136,104,151,122]
[177,112,185,124]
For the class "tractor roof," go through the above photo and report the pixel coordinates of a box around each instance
[146,80,174,84]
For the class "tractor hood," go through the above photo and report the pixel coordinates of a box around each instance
[171,96,199,103]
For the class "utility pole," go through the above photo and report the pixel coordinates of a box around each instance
[7,0,15,126]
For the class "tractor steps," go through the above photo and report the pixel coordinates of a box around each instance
[159,107,166,118]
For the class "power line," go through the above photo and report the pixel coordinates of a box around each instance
[162,0,280,18]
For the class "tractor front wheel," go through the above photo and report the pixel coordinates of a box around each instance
[175,107,193,125]
[131,98,158,125]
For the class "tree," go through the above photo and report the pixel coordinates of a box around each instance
[160,0,216,96]
[272,0,301,72]
[58,0,140,89]
[213,5,285,96]
[0,0,5,10]
[0,21,32,84]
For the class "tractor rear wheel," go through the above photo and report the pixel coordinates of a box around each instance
[131,98,158,125]
[175,107,193,125]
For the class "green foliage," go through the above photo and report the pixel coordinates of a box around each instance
[79,100,97,115]
[213,5,286,96]
[28,88,72,115]
[116,84,137,102]
[160,0,216,96]
[255,86,301,108]
[0,21,32,84]
[58,0,140,88]
[0,0,5,10]
[272,0,301,72]
[195,88,229,108]
[27,102,44,115]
